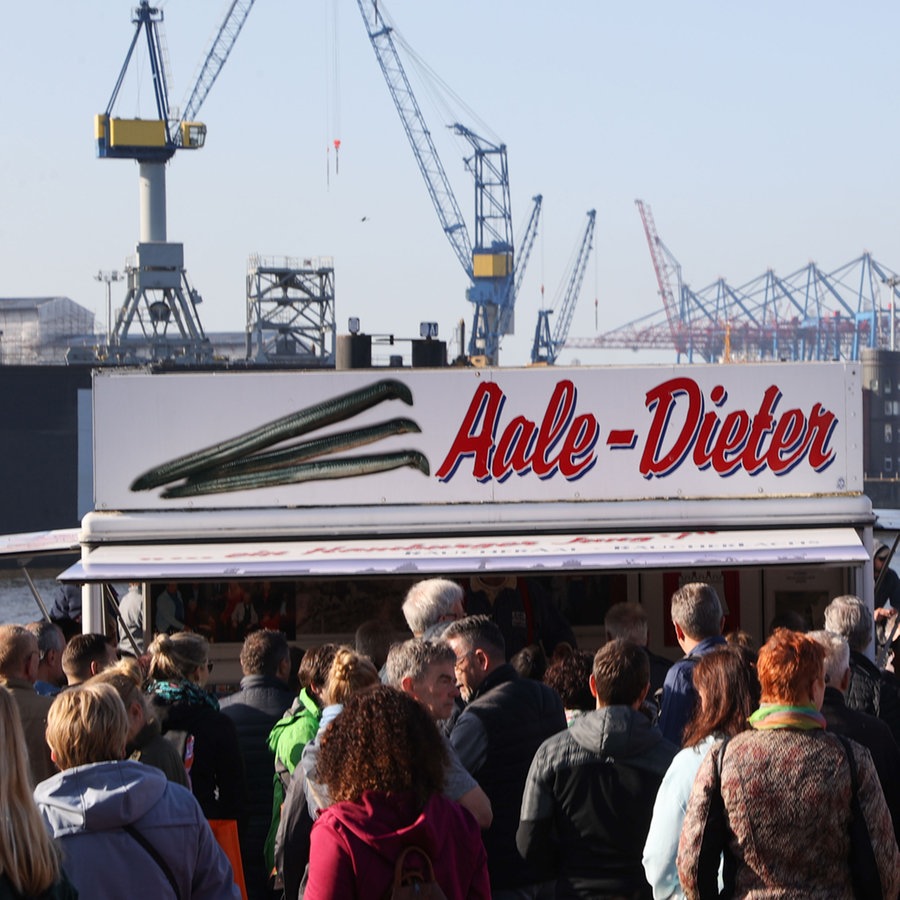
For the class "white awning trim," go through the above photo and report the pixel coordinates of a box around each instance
[59,527,868,582]
[0,528,81,561]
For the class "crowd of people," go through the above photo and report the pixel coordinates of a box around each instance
[2,574,900,898]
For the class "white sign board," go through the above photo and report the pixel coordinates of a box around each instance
[93,363,862,512]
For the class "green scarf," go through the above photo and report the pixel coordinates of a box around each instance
[748,703,826,730]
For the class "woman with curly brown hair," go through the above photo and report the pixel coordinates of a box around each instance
[543,647,595,725]
[304,686,490,900]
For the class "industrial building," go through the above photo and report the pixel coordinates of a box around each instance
[0,298,94,365]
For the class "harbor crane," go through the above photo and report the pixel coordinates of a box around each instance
[568,200,900,362]
[531,209,596,365]
[96,0,256,363]
[357,0,538,366]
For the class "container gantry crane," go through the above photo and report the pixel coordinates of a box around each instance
[95,0,256,363]
[567,199,900,362]
[356,0,536,366]
[531,209,596,365]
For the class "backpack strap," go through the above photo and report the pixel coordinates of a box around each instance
[393,846,436,885]
[123,823,182,900]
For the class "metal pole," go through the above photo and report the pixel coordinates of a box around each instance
[21,567,51,622]
[103,583,141,658]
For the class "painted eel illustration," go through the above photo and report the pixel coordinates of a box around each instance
[131,379,414,491]
[160,451,431,498]
[185,417,421,482]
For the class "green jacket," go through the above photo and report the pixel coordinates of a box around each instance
[268,687,321,775]
[264,688,322,876]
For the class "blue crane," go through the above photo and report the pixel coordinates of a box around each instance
[95,0,256,363]
[500,194,542,338]
[531,210,596,365]
[356,0,535,365]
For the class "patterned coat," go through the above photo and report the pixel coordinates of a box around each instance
[677,728,900,899]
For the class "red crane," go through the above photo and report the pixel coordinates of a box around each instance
[635,199,688,356]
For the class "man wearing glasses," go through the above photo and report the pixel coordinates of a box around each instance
[443,615,565,900]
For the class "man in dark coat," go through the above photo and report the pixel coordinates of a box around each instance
[444,615,566,898]
[518,640,677,898]
[824,594,900,746]
[810,629,900,844]
[658,582,726,745]
[220,629,294,900]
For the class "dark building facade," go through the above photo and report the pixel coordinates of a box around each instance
[862,348,900,508]
[0,365,92,534]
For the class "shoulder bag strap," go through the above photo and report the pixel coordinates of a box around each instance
[715,737,736,897]
[834,733,884,900]
[123,823,183,900]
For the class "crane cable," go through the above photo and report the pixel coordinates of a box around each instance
[594,230,599,331]
[325,0,341,185]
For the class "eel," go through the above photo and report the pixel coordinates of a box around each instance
[131,378,413,491]
[160,450,431,498]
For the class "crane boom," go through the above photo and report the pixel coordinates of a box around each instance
[635,199,687,355]
[358,0,533,365]
[498,194,542,337]
[356,0,472,276]
[177,0,257,139]
[531,209,596,365]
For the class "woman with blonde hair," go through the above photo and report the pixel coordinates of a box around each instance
[90,660,189,787]
[0,686,75,900]
[34,682,239,899]
[146,632,245,821]
[678,629,900,898]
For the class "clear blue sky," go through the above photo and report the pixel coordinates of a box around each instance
[2,1,899,366]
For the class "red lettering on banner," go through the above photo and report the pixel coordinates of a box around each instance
[437,376,837,485]
[639,378,836,478]
[436,380,599,483]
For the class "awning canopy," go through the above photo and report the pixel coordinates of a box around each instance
[0,528,81,563]
[59,527,869,583]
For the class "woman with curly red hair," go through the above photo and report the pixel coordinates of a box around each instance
[303,685,490,899]
[677,628,900,898]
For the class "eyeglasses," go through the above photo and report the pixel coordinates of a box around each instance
[206,662,214,673]
[453,651,473,671]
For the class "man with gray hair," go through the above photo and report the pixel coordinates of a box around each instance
[25,620,67,696]
[385,639,492,829]
[402,577,466,638]
[658,582,726,745]
[809,629,900,843]
[824,594,900,744]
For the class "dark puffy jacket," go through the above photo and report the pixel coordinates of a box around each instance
[847,650,900,745]
[450,664,566,891]
[517,705,677,898]
[821,685,900,845]
[220,675,294,900]
[151,695,246,822]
